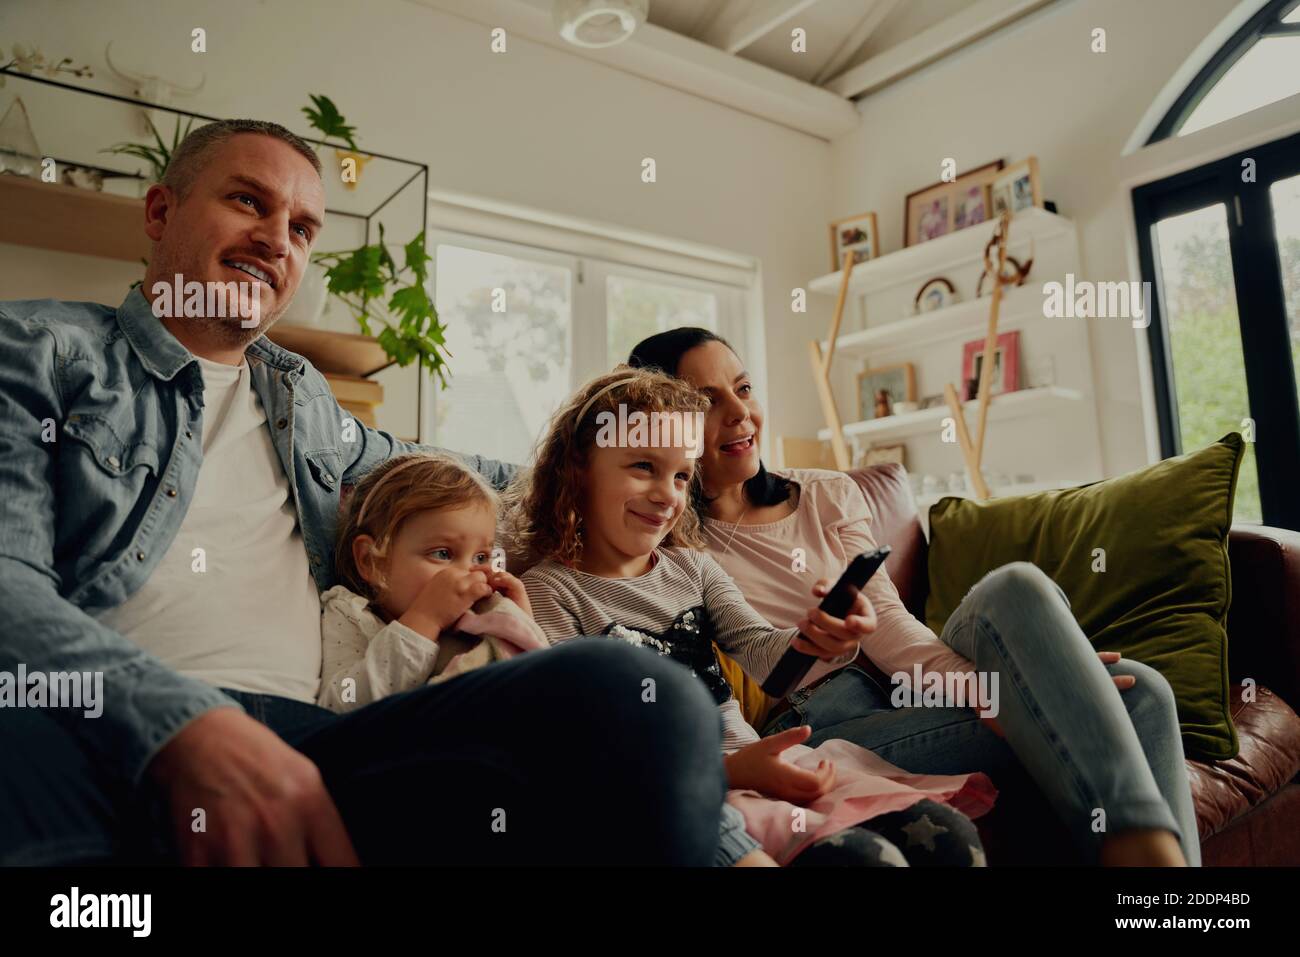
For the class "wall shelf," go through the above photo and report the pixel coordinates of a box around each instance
[817,386,1084,444]
[821,283,1046,357]
[0,175,151,263]
[809,208,1073,300]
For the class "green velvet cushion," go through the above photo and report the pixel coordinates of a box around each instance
[925,433,1245,761]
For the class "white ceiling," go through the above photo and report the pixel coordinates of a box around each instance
[409,0,1060,138]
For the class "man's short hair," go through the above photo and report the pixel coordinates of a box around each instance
[162,119,322,198]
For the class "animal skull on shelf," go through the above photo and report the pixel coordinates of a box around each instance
[104,41,206,135]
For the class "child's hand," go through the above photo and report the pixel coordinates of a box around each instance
[397,567,493,641]
[791,579,877,661]
[487,569,532,617]
[723,726,836,805]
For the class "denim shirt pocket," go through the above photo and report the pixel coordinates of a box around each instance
[60,414,162,576]
[303,447,342,491]
[63,414,162,479]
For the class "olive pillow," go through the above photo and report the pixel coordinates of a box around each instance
[925,433,1244,761]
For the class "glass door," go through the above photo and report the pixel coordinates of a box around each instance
[1134,131,1300,530]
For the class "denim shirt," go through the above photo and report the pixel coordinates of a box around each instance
[0,289,515,787]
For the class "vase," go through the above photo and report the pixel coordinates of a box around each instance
[279,262,329,327]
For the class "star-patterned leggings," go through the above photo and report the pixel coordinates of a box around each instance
[788,800,986,867]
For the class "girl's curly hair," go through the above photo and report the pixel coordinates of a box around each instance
[505,366,710,568]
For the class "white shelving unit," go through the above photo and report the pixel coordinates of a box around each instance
[809,208,1073,299]
[806,206,1104,493]
[817,386,1084,444]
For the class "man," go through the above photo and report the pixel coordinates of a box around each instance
[0,119,725,865]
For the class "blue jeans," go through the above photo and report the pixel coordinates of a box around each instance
[0,639,726,866]
[764,563,1200,866]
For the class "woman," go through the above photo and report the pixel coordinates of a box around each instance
[629,327,1199,867]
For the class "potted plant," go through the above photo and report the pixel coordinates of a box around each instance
[313,224,451,385]
[302,93,369,191]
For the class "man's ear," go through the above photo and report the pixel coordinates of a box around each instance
[351,534,379,587]
[143,183,177,242]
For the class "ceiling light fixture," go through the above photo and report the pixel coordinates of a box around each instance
[553,0,649,48]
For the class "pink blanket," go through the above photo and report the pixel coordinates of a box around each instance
[727,737,997,865]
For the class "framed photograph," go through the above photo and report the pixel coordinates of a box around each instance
[828,211,878,271]
[904,160,1004,247]
[961,331,1020,401]
[860,443,906,469]
[914,276,958,314]
[990,157,1042,218]
[857,362,917,420]
[953,183,990,229]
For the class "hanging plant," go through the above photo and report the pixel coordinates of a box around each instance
[313,225,451,386]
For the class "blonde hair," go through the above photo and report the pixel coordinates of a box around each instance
[506,366,709,568]
[335,453,498,602]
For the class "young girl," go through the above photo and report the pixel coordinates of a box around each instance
[318,453,547,713]
[511,368,996,867]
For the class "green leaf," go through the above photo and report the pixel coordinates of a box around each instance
[403,231,431,284]
[302,93,358,150]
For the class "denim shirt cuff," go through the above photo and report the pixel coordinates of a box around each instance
[126,678,247,789]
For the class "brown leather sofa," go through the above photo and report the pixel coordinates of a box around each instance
[849,463,1300,866]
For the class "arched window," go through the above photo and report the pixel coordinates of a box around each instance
[1148,0,1300,142]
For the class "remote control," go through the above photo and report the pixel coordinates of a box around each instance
[760,546,891,699]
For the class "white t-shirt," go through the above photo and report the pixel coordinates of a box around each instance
[95,355,323,701]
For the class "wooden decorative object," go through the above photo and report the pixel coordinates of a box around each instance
[808,250,857,470]
[944,209,1022,498]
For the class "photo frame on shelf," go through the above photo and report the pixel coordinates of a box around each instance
[990,156,1042,218]
[828,211,878,270]
[903,160,1004,247]
[857,362,917,420]
[914,276,958,314]
[961,331,1020,401]
[860,443,907,468]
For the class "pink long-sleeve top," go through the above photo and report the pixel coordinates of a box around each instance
[701,468,975,689]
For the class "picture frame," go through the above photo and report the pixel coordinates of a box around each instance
[904,160,1004,247]
[857,362,917,420]
[914,276,958,314]
[860,443,906,469]
[828,211,879,271]
[961,331,1020,401]
[989,156,1043,218]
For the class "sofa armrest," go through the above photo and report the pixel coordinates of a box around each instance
[1227,525,1300,707]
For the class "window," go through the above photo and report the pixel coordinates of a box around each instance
[1133,132,1300,530]
[432,243,574,465]
[429,236,752,464]
[1150,0,1300,142]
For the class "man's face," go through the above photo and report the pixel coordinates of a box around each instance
[145,133,325,346]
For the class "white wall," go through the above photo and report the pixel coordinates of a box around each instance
[0,0,833,446]
[827,0,1247,477]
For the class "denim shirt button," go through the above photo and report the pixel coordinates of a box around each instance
[165,487,177,497]
[185,430,193,440]
[135,550,145,561]
[107,455,121,469]
[277,417,288,429]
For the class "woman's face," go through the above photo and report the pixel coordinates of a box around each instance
[675,340,762,492]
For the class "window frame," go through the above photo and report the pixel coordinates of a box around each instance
[1131,130,1300,530]
[1147,0,1300,144]
[425,228,757,459]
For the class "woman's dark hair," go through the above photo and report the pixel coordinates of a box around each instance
[628,327,793,511]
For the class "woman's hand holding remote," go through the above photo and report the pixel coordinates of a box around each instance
[791,578,878,659]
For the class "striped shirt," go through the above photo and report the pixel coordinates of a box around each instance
[522,547,848,751]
